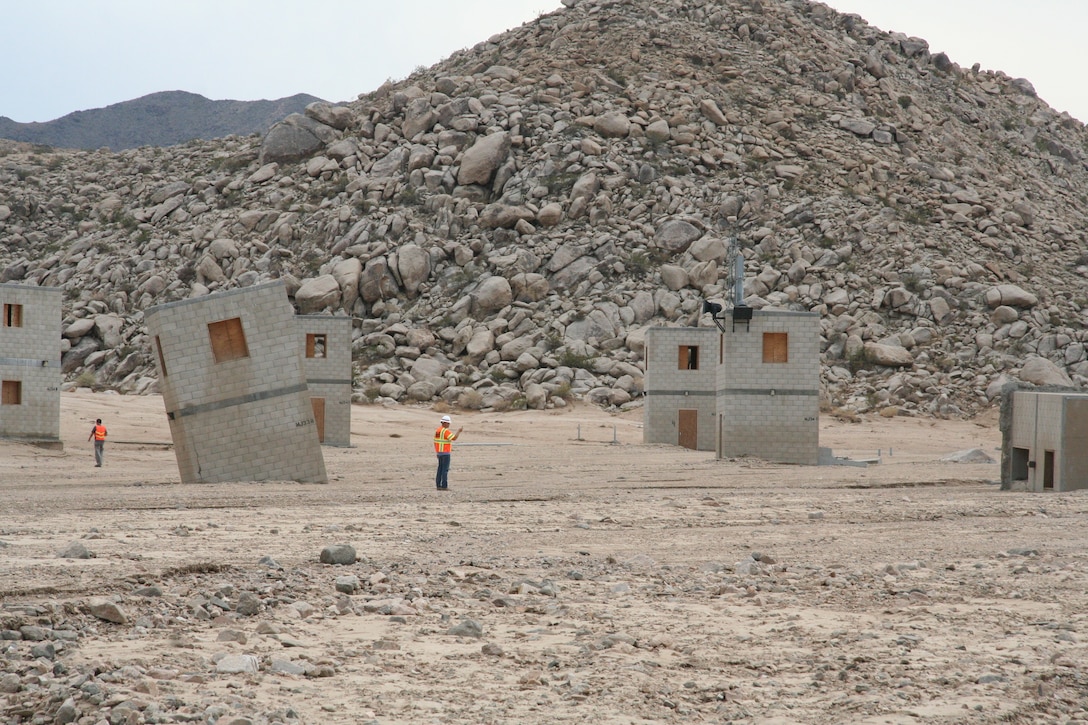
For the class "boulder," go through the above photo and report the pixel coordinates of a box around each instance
[985,284,1037,308]
[654,219,703,253]
[1018,356,1073,387]
[864,342,913,367]
[473,276,512,312]
[295,275,341,314]
[457,131,511,186]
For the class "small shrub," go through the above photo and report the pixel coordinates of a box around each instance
[558,350,594,369]
[74,370,97,389]
[458,389,484,410]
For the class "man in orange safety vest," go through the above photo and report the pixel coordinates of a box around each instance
[433,414,462,490]
[88,418,107,467]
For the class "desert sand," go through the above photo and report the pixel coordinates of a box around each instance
[1,392,1087,724]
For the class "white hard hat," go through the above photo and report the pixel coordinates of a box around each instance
[440,415,452,423]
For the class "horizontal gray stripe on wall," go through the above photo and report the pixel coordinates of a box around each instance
[0,357,59,368]
[645,390,717,397]
[305,379,353,386]
[717,388,818,396]
[167,382,308,420]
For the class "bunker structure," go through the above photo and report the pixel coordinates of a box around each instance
[0,283,62,447]
[297,314,353,447]
[1001,387,1088,492]
[145,281,328,484]
[644,307,821,465]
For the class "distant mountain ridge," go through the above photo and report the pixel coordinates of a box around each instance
[0,90,326,150]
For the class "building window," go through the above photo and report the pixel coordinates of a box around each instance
[678,345,699,370]
[155,336,168,377]
[208,318,249,363]
[306,333,327,358]
[3,304,23,328]
[1,380,21,405]
[763,332,788,363]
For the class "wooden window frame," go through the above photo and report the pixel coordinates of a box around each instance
[155,336,168,376]
[678,344,699,370]
[305,333,328,359]
[762,332,788,363]
[208,318,249,363]
[3,303,23,328]
[2,380,22,405]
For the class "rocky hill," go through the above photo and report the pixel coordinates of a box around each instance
[0,91,324,150]
[2,0,1088,420]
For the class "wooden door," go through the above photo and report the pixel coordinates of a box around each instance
[1043,450,1055,490]
[311,397,326,443]
[678,409,698,450]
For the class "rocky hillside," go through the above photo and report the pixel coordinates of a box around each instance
[2,0,1088,420]
[0,91,324,151]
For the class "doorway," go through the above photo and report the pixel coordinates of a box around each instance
[678,409,698,450]
[1043,450,1055,490]
[310,397,326,443]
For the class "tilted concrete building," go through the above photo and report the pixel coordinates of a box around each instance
[0,283,61,446]
[1002,388,1088,492]
[644,308,820,465]
[145,282,327,484]
[297,315,353,447]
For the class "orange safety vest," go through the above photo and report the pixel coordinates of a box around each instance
[93,425,107,441]
[434,426,453,454]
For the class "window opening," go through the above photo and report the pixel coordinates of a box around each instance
[306,333,327,358]
[678,345,699,370]
[208,318,249,363]
[155,336,168,376]
[1,380,22,405]
[3,304,23,328]
[762,332,788,363]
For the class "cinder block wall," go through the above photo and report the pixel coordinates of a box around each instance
[1007,390,1088,492]
[644,327,719,450]
[0,284,61,441]
[1061,397,1088,492]
[145,282,327,483]
[717,310,819,464]
[297,315,353,447]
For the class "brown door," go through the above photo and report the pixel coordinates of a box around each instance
[311,397,326,443]
[1043,450,1055,490]
[678,409,698,450]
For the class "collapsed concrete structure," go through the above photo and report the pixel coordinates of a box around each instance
[0,283,61,446]
[644,308,820,465]
[1001,387,1088,492]
[297,314,353,447]
[145,282,327,483]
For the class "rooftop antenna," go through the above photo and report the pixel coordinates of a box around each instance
[702,236,752,332]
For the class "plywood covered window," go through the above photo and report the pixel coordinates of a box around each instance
[208,318,249,363]
[3,304,23,328]
[306,333,327,358]
[762,332,788,363]
[2,380,21,405]
[678,345,699,370]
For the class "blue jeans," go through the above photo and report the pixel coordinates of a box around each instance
[435,454,451,489]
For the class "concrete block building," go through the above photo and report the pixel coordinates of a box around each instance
[1002,389,1088,492]
[645,309,820,465]
[0,283,61,445]
[145,281,327,484]
[297,315,353,447]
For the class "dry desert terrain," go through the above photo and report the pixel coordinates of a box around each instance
[1,392,1087,724]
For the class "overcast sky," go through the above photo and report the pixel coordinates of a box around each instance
[3,0,1085,124]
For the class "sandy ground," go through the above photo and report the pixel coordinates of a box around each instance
[1,392,1087,724]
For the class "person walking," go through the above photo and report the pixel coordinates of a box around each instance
[88,418,107,467]
[433,414,462,490]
